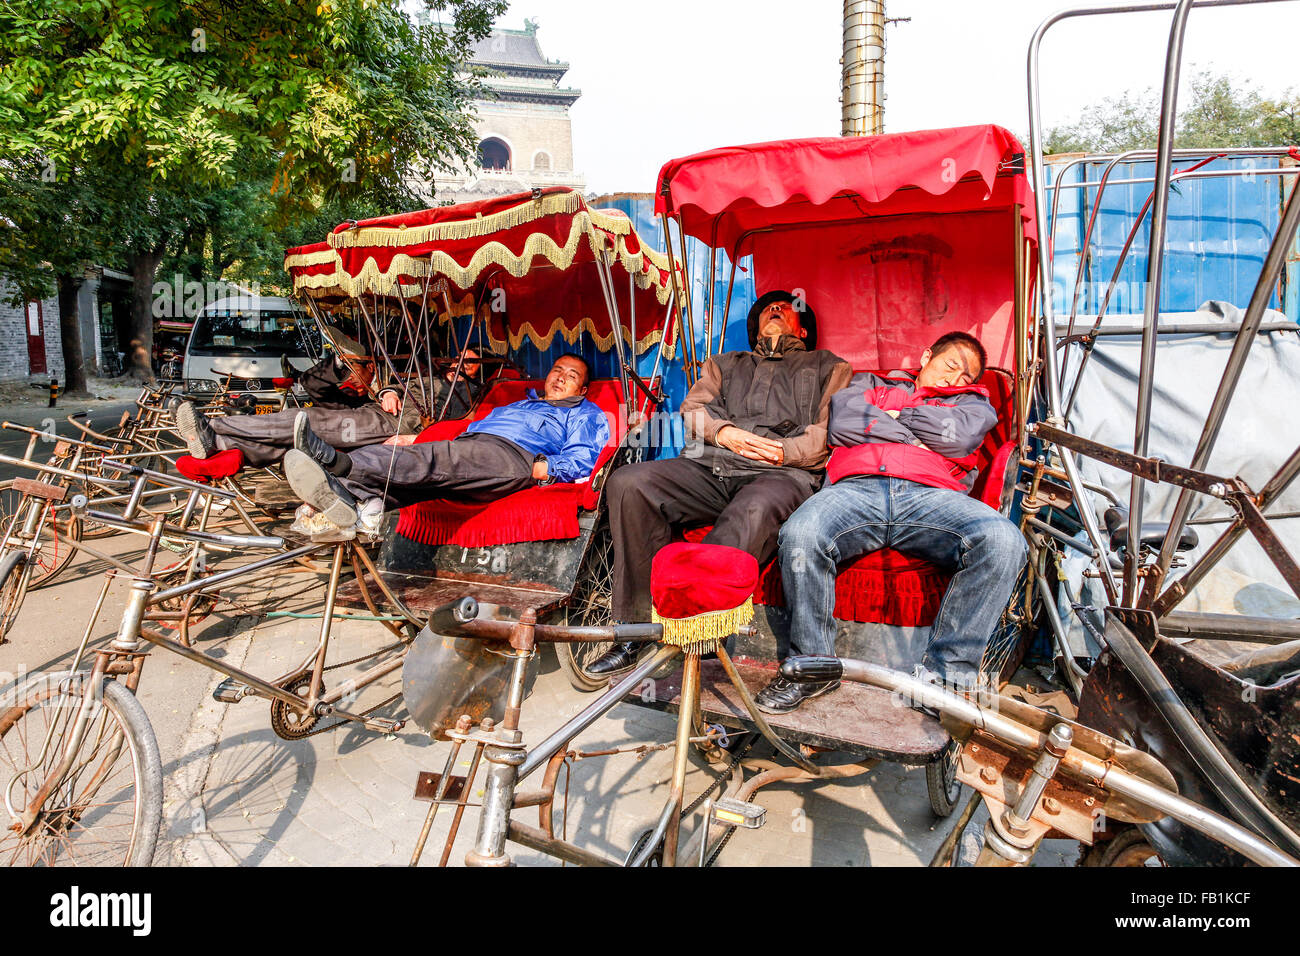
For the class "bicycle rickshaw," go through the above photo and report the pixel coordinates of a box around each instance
[999,0,1300,867]
[398,107,1299,866]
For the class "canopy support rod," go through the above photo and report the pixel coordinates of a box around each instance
[1144,173,1300,603]
[355,295,427,422]
[719,252,738,356]
[595,251,632,418]
[661,214,697,387]
[1126,0,1194,606]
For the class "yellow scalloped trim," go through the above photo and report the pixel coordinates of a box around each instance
[327,191,635,249]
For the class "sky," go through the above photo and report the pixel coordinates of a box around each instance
[485,0,1300,195]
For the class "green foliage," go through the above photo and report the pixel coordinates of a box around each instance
[1043,70,1300,154]
[0,0,505,372]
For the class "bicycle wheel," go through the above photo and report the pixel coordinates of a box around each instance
[28,509,82,590]
[556,518,626,692]
[0,672,162,867]
[925,737,964,818]
[0,550,31,639]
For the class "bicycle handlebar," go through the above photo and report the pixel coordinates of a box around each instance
[428,596,663,645]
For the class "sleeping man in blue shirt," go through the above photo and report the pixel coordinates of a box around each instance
[284,353,611,535]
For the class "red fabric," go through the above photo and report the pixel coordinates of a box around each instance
[655,125,1036,254]
[176,449,244,481]
[272,377,293,388]
[756,211,1021,372]
[679,527,948,627]
[394,379,626,547]
[651,543,758,619]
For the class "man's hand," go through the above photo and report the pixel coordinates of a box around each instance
[532,459,549,481]
[380,391,402,415]
[716,425,785,465]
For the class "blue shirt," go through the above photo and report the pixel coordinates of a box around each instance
[464,390,611,484]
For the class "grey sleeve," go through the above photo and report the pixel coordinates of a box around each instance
[895,394,998,457]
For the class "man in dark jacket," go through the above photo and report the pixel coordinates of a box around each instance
[586,290,853,676]
[175,339,481,469]
[756,331,1027,714]
[283,353,610,535]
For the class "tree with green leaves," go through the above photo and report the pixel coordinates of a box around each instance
[0,0,505,379]
[1044,70,1299,154]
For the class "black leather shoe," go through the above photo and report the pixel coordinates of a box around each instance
[753,676,841,715]
[585,641,641,677]
[284,449,359,528]
[293,411,349,475]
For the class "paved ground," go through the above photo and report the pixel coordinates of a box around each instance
[0,478,1081,868]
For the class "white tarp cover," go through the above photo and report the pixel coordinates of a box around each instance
[1060,301,1300,655]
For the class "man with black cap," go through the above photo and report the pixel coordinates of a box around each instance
[586,290,853,677]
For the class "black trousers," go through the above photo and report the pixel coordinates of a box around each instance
[211,405,396,468]
[339,433,536,510]
[605,456,820,622]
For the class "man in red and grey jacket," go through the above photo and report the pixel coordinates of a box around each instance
[755,331,1027,715]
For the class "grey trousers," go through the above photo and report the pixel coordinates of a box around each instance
[338,433,537,510]
[212,405,396,468]
[604,456,821,622]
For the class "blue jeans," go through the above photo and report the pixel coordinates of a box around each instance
[778,476,1027,683]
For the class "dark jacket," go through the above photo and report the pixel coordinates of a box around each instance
[826,370,998,492]
[379,376,479,432]
[681,337,853,479]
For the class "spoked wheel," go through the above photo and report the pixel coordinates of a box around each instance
[0,672,163,866]
[926,737,964,818]
[28,509,82,590]
[0,550,32,639]
[556,518,632,692]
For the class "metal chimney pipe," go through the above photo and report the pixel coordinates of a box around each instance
[842,0,886,136]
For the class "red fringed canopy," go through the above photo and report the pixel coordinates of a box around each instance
[302,188,678,356]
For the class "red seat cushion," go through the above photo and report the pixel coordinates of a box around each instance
[395,379,624,547]
[651,543,759,619]
[176,449,245,482]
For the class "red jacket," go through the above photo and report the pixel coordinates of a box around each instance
[825,371,997,493]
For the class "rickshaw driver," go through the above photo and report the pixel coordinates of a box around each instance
[174,332,483,468]
[282,353,610,534]
[586,290,853,677]
[755,331,1028,714]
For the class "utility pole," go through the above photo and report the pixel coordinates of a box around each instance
[841,1,908,137]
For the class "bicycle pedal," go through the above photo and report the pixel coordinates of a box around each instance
[364,716,403,733]
[212,678,254,704]
[710,797,767,830]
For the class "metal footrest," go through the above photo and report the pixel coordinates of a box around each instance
[711,797,766,830]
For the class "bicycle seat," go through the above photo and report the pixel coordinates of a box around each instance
[1103,505,1198,554]
[176,449,245,482]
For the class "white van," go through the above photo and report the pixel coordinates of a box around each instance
[183,294,320,401]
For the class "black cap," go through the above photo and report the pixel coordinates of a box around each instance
[746,290,817,350]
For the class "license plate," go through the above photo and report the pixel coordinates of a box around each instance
[254,404,276,415]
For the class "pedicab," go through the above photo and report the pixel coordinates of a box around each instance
[287,189,682,679]
[1007,0,1300,867]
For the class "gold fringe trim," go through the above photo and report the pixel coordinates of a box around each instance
[326,216,674,307]
[477,313,666,356]
[327,191,635,250]
[651,598,754,655]
[283,247,341,269]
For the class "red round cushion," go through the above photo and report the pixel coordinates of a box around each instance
[176,449,245,481]
[650,542,759,619]
[272,377,294,388]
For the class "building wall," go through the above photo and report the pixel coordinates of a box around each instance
[0,278,64,383]
[477,103,577,173]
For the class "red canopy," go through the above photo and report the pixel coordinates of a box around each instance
[655,125,1036,372]
[284,241,348,299]
[317,188,677,355]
